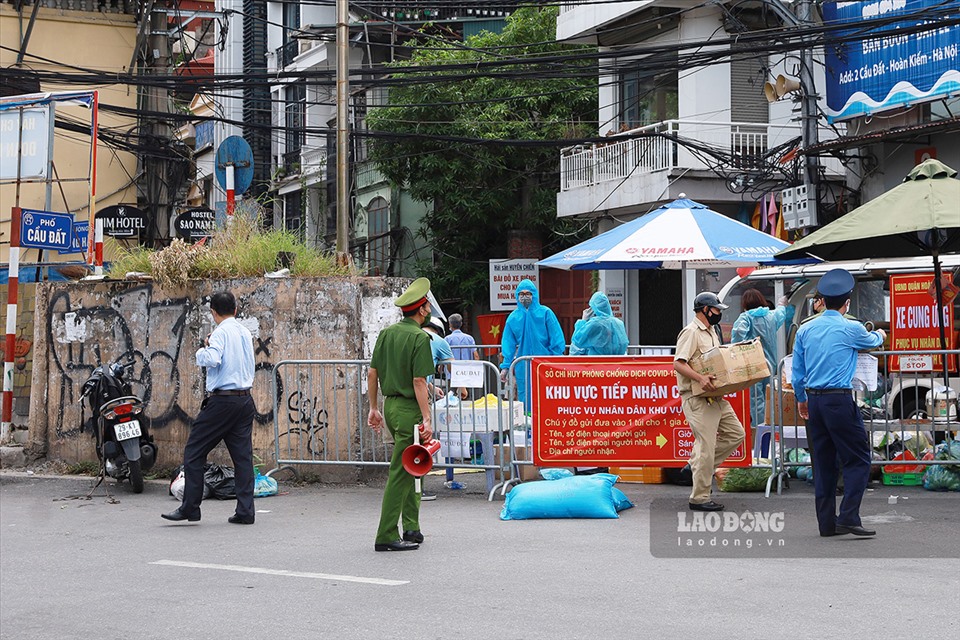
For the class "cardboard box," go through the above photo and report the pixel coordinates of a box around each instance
[691,338,771,397]
[493,444,540,481]
[765,386,805,427]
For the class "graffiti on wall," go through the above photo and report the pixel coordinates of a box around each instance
[46,284,274,438]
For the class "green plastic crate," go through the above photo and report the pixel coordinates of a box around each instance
[882,471,924,486]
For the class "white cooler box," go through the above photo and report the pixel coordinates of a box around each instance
[435,401,524,433]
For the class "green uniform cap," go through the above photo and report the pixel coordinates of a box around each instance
[395,277,431,309]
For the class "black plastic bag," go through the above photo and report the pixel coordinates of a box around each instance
[204,464,236,500]
[168,463,234,499]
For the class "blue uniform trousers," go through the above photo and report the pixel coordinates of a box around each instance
[806,393,870,535]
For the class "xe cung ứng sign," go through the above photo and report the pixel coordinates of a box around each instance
[530,357,752,467]
[889,273,956,372]
[822,0,960,122]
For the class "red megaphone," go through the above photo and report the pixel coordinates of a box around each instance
[402,438,441,477]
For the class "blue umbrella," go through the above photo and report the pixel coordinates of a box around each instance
[539,198,806,270]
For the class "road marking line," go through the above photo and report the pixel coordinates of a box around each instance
[150,560,408,586]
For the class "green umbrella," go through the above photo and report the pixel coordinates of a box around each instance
[776,158,960,384]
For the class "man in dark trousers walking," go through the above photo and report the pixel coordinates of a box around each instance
[792,269,886,537]
[163,290,256,525]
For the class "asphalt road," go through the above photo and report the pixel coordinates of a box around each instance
[1,471,958,640]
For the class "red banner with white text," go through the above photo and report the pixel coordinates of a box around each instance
[889,273,956,372]
[531,356,752,467]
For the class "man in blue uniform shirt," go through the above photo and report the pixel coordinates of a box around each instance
[792,269,886,537]
[163,291,257,525]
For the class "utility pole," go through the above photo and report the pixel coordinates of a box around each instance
[797,0,820,223]
[335,0,351,262]
[145,5,172,246]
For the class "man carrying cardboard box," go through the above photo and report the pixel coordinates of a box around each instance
[673,292,746,512]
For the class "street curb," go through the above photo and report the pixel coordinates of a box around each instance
[0,469,170,485]
[0,446,27,469]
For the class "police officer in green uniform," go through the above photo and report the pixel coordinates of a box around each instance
[367,278,437,552]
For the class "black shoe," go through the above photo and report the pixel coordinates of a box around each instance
[402,530,424,543]
[420,492,437,502]
[835,524,876,536]
[689,501,725,512]
[374,540,419,552]
[820,529,851,537]
[228,514,255,525]
[161,508,200,522]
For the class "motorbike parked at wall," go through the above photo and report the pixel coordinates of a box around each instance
[80,358,157,493]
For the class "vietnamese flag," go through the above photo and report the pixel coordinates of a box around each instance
[476,313,508,357]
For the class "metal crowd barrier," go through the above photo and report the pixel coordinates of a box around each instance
[270,360,389,475]
[431,359,516,501]
[270,347,793,499]
[769,348,960,494]
[269,358,518,501]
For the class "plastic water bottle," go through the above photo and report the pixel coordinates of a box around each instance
[469,437,483,464]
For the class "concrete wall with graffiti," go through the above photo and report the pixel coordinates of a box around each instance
[27,277,407,480]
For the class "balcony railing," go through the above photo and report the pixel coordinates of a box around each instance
[0,0,137,13]
[560,120,842,191]
[277,40,299,69]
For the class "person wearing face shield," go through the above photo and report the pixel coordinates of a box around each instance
[499,279,566,412]
[569,291,629,356]
[673,292,746,512]
[731,288,795,426]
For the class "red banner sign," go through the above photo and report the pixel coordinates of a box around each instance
[889,273,956,372]
[531,356,752,467]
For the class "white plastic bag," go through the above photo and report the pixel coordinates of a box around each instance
[169,470,185,501]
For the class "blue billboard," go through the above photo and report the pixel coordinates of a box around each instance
[58,221,89,255]
[823,0,960,122]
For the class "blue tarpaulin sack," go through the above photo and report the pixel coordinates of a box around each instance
[500,473,633,520]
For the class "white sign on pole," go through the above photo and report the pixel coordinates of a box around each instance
[0,108,50,179]
[450,362,485,388]
[852,354,879,392]
[606,286,625,319]
[489,259,539,311]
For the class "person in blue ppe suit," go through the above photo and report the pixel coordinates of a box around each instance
[499,279,566,412]
[570,291,629,356]
[792,269,885,538]
[731,288,795,426]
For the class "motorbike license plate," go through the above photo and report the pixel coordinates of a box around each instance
[114,420,142,441]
